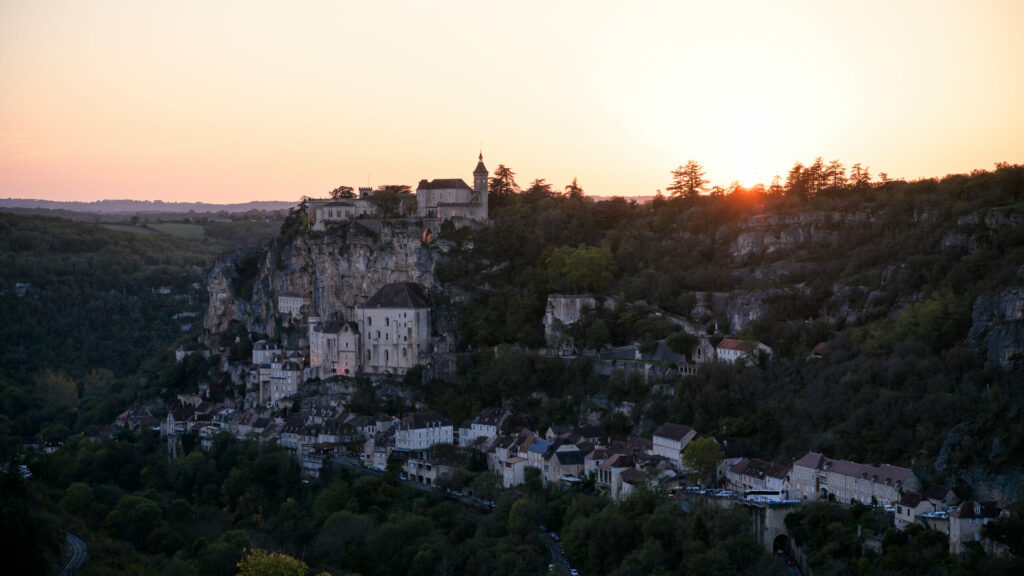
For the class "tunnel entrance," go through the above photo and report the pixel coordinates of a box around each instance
[773,534,791,556]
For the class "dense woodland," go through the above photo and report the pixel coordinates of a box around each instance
[2,162,1024,574]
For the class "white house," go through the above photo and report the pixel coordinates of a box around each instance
[394,411,452,451]
[716,338,773,365]
[651,422,697,468]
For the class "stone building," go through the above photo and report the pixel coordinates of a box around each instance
[278,292,311,318]
[308,188,379,231]
[307,154,489,229]
[309,319,360,377]
[789,452,919,506]
[416,154,489,222]
[356,282,431,375]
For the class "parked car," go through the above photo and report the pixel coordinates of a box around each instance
[550,532,560,542]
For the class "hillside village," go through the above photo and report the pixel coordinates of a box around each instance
[72,157,1023,570]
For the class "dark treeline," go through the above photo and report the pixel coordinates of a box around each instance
[434,162,1024,472]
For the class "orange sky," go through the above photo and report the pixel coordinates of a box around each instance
[2,1,1023,203]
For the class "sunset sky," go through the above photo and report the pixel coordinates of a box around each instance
[2,1,1023,203]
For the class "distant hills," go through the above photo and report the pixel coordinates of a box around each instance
[0,198,296,214]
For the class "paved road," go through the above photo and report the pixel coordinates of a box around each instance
[57,531,88,576]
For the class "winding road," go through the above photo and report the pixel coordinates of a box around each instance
[57,531,88,576]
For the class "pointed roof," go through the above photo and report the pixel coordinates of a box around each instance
[360,282,430,309]
[474,153,487,175]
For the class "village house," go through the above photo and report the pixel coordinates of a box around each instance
[726,458,791,499]
[252,340,282,365]
[355,282,431,376]
[894,485,957,529]
[394,411,452,451]
[716,338,773,365]
[458,407,507,448]
[789,452,920,506]
[651,422,697,469]
[596,453,637,500]
[949,501,1002,554]
[268,357,303,404]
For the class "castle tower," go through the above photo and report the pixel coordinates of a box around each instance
[473,152,489,218]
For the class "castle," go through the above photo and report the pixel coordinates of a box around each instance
[308,154,489,230]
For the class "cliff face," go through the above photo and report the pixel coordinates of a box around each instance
[728,211,877,263]
[968,286,1024,370]
[204,222,438,341]
[203,246,257,338]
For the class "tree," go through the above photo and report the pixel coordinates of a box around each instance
[785,162,807,200]
[369,185,413,218]
[523,179,554,203]
[565,178,585,200]
[329,185,355,199]
[35,369,77,409]
[546,244,614,293]
[849,163,871,189]
[666,331,697,360]
[489,165,520,197]
[668,161,707,198]
[236,548,329,576]
[825,160,846,192]
[682,437,722,486]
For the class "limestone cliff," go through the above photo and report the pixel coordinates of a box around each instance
[967,285,1024,370]
[204,222,439,343]
[728,211,878,263]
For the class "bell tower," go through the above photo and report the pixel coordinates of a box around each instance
[473,152,489,219]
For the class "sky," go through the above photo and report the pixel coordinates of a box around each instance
[2,1,1023,203]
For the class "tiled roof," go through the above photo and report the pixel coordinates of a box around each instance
[555,450,585,466]
[717,338,757,352]
[417,178,472,191]
[729,457,790,480]
[793,452,914,487]
[361,282,430,309]
[400,411,445,429]
[922,485,951,502]
[897,491,923,508]
[952,501,1000,519]
[653,422,694,441]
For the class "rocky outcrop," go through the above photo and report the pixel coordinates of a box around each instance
[967,287,1024,370]
[204,222,439,342]
[203,245,261,338]
[728,211,877,263]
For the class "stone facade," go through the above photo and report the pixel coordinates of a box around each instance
[355,282,431,375]
[417,154,489,222]
[789,452,919,506]
[308,319,360,377]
